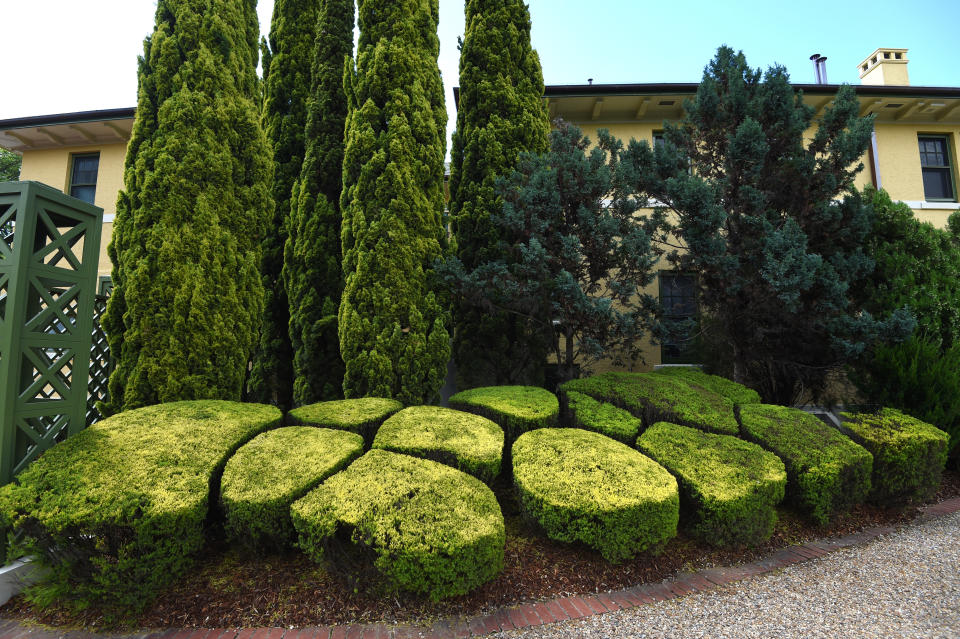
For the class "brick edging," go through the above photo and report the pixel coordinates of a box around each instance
[3,496,959,639]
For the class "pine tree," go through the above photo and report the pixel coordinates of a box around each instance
[338,0,450,405]
[630,47,911,403]
[448,0,551,388]
[283,0,353,405]
[103,0,273,413]
[247,0,321,408]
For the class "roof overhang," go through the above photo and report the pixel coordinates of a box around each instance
[0,107,136,152]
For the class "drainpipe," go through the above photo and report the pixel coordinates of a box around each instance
[869,128,882,189]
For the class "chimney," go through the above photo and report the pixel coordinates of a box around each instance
[810,54,829,84]
[858,48,909,86]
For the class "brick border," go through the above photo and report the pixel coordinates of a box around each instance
[3,497,958,639]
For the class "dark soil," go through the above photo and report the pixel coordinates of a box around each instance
[4,468,958,632]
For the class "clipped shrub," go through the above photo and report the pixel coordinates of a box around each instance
[652,367,761,406]
[292,449,504,601]
[221,427,364,548]
[513,429,678,562]
[287,397,403,444]
[564,390,643,444]
[738,404,873,524]
[636,422,786,546]
[448,386,558,442]
[372,406,504,484]
[3,401,280,614]
[838,408,949,505]
[560,372,739,435]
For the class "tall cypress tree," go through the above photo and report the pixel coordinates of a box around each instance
[103,0,273,413]
[284,0,353,405]
[248,0,321,408]
[338,0,449,405]
[449,0,551,389]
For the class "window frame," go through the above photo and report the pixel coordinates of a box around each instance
[68,152,100,205]
[917,134,957,203]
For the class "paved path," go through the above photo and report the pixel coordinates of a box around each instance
[1,498,958,639]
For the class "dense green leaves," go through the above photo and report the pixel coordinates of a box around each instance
[104,0,273,412]
[0,149,20,182]
[248,0,323,409]
[338,0,450,404]
[448,0,551,388]
[629,46,911,403]
[284,0,354,405]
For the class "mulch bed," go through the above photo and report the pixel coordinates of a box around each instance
[4,467,959,631]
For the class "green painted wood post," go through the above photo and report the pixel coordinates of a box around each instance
[0,181,103,484]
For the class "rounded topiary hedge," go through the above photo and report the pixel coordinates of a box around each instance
[221,427,364,548]
[2,400,281,614]
[739,404,873,524]
[637,422,786,547]
[372,406,504,483]
[291,449,505,601]
[513,428,678,562]
[652,367,761,406]
[560,372,739,435]
[838,408,949,505]
[564,390,643,444]
[448,385,558,442]
[287,397,403,444]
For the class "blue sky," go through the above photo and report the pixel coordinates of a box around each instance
[2,0,959,136]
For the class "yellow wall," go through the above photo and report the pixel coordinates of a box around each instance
[19,142,127,277]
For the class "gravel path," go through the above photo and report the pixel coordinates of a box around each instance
[491,510,960,639]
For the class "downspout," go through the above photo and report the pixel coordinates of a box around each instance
[869,128,882,189]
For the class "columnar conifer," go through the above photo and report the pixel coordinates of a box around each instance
[283,0,353,405]
[248,0,321,408]
[104,0,273,412]
[449,0,551,388]
[338,0,449,404]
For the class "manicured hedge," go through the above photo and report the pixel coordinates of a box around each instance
[513,429,678,562]
[839,408,949,505]
[221,427,364,548]
[2,401,281,614]
[560,372,739,435]
[636,422,786,546]
[287,397,403,444]
[292,449,505,600]
[564,390,643,444]
[372,406,504,483]
[739,404,873,524]
[448,386,558,442]
[652,367,761,406]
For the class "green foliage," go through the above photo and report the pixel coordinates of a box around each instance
[652,367,761,406]
[248,0,323,409]
[448,0,551,388]
[448,385,559,443]
[284,0,354,405]
[628,47,912,404]
[0,149,21,182]
[439,122,664,384]
[338,0,450,405]
[738,404,872,524]
[512,428,678,562]
[637,422,786,546]
[291,449,505,600]
[221,427,363,548]
[839,408,949,505]
[372,406,504,484]
[104,0,273,412]
[286,397,403,445]
[560,372,739,435]
[3,401,280,614]
[564,390,643,444]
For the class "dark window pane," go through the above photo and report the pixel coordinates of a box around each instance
[70,185,96,204]
[660,272,699,364]
[923,168,954,200]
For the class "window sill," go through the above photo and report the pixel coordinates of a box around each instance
[899,200,960,210]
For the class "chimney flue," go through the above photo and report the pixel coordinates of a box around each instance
[810,54,828,84]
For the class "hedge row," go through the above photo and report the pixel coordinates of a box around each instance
[291,449,505,600]
[449,385,558,442]
[513,428,678,562]
[565,390,643,444]
[287,397,403,444]
[652,367,761,406]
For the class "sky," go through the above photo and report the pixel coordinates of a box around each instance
[3,0,960,149]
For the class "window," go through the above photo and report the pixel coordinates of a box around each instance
[69,153,100,204]
[653,131,665,148]
[918,136,955,201]
[659,272,699,364]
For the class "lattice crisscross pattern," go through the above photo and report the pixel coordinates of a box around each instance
[86,294,112,426]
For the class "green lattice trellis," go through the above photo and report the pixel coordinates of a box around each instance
[86,292,111,426]
[0,181,103,484]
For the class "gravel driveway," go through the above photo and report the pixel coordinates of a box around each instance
[491,510,960,639]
